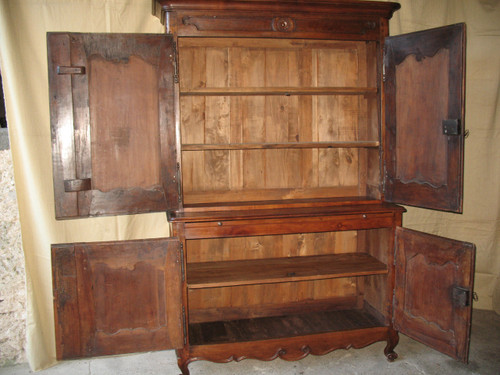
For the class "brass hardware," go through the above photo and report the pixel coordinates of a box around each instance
[442,119,461,136]
[57,66,85,75]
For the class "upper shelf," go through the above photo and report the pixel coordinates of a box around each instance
[180,87,378,97]
[187,252,388,289]
[182,141,380,151]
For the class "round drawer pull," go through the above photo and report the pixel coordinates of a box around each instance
[217,222,223,226]
[362,214,367,219]
[272,17,295,32]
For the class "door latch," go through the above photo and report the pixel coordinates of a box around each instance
[442,119,461,136]
[452,286,471,307]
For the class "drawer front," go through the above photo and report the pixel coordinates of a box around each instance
[173,12,380,40]
[184,213,395,239]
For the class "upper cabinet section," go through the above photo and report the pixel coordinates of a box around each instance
[383,24,466,213]
[154,0,400,40]
[48,33,179,219]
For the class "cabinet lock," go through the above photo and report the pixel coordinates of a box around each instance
[452,286,471,307]
[442,119,461,136]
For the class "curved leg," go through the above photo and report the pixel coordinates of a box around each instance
[384,329,399,362]
[176,349,190,375]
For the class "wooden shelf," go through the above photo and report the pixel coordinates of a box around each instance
[182,141,380,151]
[180,87,378,96]
[188,308,385,346]
[187,253,387,289]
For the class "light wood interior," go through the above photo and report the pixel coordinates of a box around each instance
[186,229,390,324]
[178,37,381,204]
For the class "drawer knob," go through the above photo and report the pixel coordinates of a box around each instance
[217,222,223,226]
[362,214,367,219]
[272,17,295,32]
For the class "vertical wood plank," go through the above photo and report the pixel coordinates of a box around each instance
[48,33,78,218]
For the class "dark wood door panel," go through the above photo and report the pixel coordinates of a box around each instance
[47,33,179,219]
[384,24,466,212]
[393,227,475,362]
[52,238,183,359]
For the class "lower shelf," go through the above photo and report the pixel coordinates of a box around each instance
[189,308,385,346]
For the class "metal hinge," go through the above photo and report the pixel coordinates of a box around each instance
[172,41,179,84]
[57,66,85,75]
[382,45,387,83]
[180,242,185,282]
[182,306,187,345]
[64,178,91,192]
[176,162,182,203]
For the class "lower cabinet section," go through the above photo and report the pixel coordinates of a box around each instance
[177,326,396,373]
[51,203,475,374]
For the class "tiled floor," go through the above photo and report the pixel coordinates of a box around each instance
[1,310,499,375]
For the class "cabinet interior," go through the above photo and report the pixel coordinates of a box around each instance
[178,37,381,205]
[185,228,391,344]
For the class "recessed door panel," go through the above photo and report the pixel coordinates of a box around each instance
[394,227,475,362]
[47,33,179,218]
[384,24,466,212]
[52,238,183,359]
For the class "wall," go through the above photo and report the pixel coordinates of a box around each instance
[0,128,26,365]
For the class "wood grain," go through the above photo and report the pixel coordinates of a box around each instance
[384,24,466,212]
[189,308,385,345]
[48,33,178,218]
[394,227,475,363]
[51,238,184,359]
[181,87,378,96]
[178,37,379,204]
[188,253,387,289]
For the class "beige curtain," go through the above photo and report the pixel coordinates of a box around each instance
[0,0,498,370]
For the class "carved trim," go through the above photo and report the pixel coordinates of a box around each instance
[178,328,390,373]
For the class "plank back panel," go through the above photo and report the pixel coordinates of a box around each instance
[178,38,380,204]
[186,231,360,320]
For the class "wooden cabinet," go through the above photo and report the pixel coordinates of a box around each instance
[48,1,475,374]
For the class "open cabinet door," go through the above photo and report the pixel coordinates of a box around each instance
[393,227,475,363]
[48,33,179,219]
[52,238,184,359]
[384,24,465,212]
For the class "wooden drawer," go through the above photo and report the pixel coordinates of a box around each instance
[184,212,395,239]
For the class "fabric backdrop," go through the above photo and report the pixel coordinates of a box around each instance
[0,0,498,370]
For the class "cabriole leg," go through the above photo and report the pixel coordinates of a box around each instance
[384,329,399,362]
[176,349,190,375]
